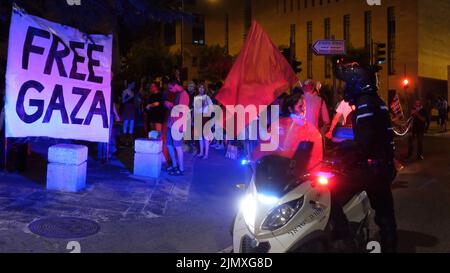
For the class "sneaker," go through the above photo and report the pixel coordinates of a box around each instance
[170,167,184,176]
[165,166,176,173]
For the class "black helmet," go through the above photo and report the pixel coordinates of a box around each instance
[334,60,380,105]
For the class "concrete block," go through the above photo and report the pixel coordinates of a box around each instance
[135,139,163,154]
[48,144,88,165]
[47,162,87,192]
[134,152,162,178]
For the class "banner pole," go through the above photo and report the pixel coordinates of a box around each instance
[106,141,109,164]
[4,137,7,171]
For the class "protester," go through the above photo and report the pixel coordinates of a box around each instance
[187,81,197,109]
[186,81,197,153]
[302,79,330,133]
[210,82,226,151]
[408,99,429,160]
[140,81,151,137]
[193,83,214,160]
[144,83,165,135]
[121,81,136,145]
[164,79,189,176]
[283,94,306,121]
[325,99,355,139]
[438,97,448,132]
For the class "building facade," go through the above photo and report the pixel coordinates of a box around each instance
[171,0,450,105]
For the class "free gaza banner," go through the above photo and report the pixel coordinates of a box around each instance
[5,7,112,143]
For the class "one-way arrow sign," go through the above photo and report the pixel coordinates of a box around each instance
[312,40,347,56]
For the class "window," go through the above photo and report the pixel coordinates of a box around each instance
[364,11,372,50]
[192,14,205,45]
[324,18,331,79]
[290,24,296,54]
[324,18,331,39]
[307,21,313,79]
[388,7,396,75]
[343,14,350,47]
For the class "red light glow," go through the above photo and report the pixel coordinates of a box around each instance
[317,176,329,186]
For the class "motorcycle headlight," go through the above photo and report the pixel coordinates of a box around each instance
[241,194,257,228]
[241,193,279,228]
[261,197,305,231]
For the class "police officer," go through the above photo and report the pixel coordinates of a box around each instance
[334,61,398,253]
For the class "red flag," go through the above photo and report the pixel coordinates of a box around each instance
[215,21,299,137]
[390,93,404,120]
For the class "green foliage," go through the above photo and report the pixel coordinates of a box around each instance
[123,38,177,80]
[198,45,233,82]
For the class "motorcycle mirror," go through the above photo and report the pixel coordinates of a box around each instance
[236,184,247,191]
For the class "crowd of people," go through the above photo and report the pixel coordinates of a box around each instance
[102,75,337,176]
[97,73,450,176]
[0,70,448,174]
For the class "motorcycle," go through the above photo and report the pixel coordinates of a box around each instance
[232,120,371,253]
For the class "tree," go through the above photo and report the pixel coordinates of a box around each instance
[123,38,177,80]
[198,45,234,83]
[0,0,190,74]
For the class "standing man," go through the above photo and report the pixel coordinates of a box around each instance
[438,97,448,133]
[325,99,355,140]
[186,81,197,154]
[302,80,330,134]
[408,99,428,160]
[334,62,398,253]
[164,79,189,176]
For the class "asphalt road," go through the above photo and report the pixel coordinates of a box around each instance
[0,132,449,253]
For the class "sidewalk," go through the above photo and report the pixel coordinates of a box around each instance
[0,139,245,253]
[425,122,450,138]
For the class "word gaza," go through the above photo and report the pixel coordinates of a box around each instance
[16,80,109,128]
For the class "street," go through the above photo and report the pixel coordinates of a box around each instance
[0,126,448,253]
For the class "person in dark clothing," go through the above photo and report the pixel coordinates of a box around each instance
[121,81,136,146]
[408,100,428,160]
[144,83,165,134]
[186,81,197,153]
[333,61,398,253]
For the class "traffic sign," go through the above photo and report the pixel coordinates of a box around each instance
[312,40,347,56]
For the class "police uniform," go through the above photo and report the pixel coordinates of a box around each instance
[331,61,398,253]
[353,93,398,253]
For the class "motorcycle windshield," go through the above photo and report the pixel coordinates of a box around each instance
[252,117,323,196]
